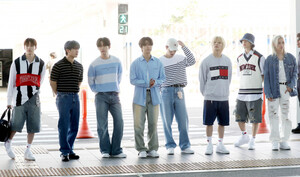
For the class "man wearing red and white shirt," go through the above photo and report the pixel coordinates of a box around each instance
[5,38,46,161]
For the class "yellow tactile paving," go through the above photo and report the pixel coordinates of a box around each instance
[1,158,300,177]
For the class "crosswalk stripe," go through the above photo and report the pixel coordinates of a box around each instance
[4,110,208,145]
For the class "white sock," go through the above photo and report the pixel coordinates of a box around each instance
[207,136,212,144]
[218,138,223,143]
[26,144,32,149]
[242,131,247,135]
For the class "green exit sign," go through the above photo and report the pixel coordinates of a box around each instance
[119,14,128,24]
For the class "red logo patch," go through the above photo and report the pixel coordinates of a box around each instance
[16,73,41,87]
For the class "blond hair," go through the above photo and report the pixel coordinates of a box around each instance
[211,36,226,50]
[272,35,286,55]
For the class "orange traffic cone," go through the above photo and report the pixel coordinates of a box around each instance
[77,89,95,139]
[258,89,269,134]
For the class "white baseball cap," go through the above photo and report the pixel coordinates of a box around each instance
[166,38,178,51]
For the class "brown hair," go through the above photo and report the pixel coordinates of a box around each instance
[24,38,37,47]
[50,52,57,58]
[96,37,111,47]
[297,33,300,40]
[138,37,153,48]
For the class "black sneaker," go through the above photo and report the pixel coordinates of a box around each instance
[69,153,80,160]
[61,155,69,162]
[292,126,300,133]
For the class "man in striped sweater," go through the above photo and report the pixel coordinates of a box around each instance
[159,38,195,155]
[5,38,46,161]
[88,37,126,158]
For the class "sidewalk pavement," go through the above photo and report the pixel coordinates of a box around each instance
[1,133,300,177]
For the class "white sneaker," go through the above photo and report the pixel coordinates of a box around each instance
[4,141,15,159]
[167,148,174,155]
[102,153,110,158]
[248,138,255,150]
[205,143,213,155]
[234,134,250,147]
[272,142,279,151]
[181,148,194,154]
[138,151,147,158]
[112,153,127,158]
[147,150,159,158]
[280,142,291,150]
[24,149,35,161]
[216,143,230,154]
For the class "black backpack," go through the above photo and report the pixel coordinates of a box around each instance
[0,108,11,142]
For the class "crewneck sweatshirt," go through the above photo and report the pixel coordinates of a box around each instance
[199,54,232,101]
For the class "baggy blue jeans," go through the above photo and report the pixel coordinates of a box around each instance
[95,92,123,155]
[160,87,191,150]
[56,92,80,156]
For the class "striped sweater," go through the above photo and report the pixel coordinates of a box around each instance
[88,55,122,93]
[159,46,195,87]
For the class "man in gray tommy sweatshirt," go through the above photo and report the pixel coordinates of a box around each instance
[199,36,232,155]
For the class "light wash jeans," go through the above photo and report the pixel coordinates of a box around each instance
[160,87,191,150]
[133,92,159,152]
[56,92,80,156]
[268,85,292,143]
[95,92,124,155]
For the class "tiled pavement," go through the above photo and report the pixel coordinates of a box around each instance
[0,134,300,176]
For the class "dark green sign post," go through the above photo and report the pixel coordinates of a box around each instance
[118,4,128,35]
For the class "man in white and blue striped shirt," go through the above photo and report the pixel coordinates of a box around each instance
[159,38,196,155]
[88,37,126,158]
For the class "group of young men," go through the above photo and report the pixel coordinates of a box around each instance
[3,33,300,162]
[200,34,265,154]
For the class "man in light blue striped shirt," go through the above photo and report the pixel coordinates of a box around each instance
[88,37,126,158]
[130,37,165,158]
